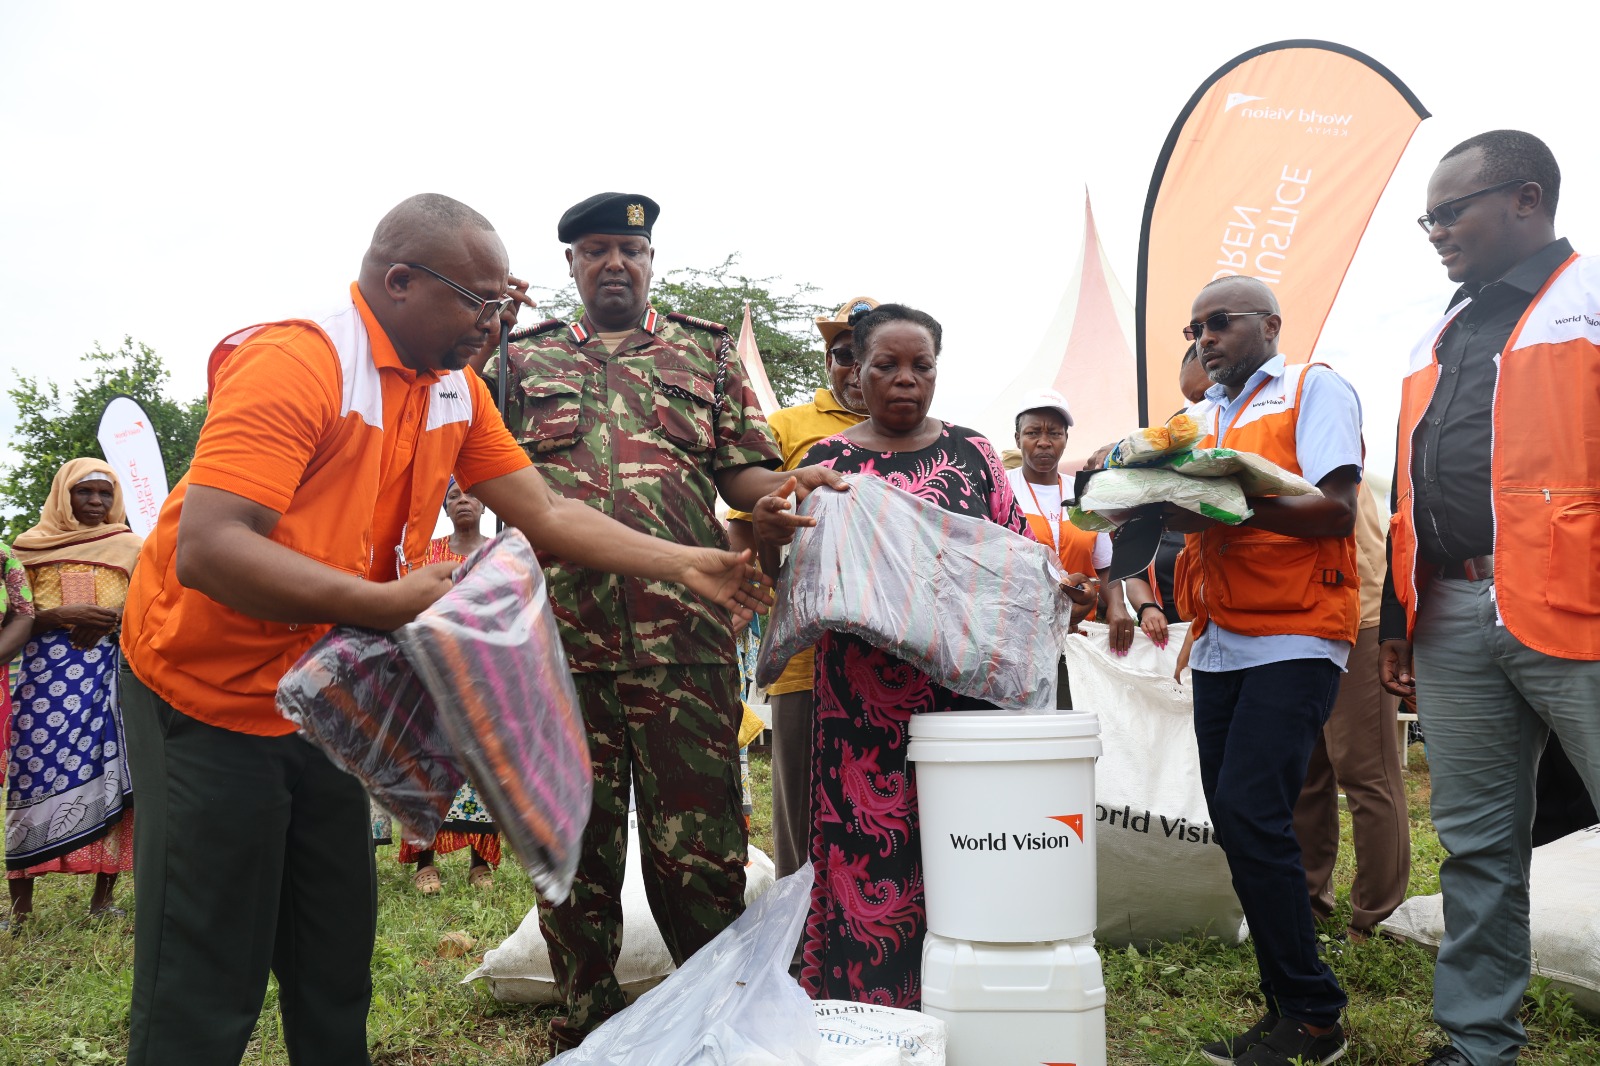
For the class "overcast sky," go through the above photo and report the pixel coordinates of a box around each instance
[2,1,1594,520]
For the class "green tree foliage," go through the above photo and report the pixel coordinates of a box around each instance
[2,338,205,541]
[530,254,833,407]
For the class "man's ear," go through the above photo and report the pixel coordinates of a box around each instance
[1263,313,1282,342]
[565,247,575,278]
[384,263,413,301]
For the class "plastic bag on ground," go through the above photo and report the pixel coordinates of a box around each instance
[464,813,777,1004]
[547,864,822,1065]
[1063,622,1247,947]
[276,626,463,847]
[1382,823,1600,1017]
[756,474,1067,709]
[397,529,590,903]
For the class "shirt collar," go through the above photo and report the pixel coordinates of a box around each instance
[811,388,855,416]
[572,306,661,347]
[1451,237,1574,306]
[1204,352,1286,408]
[351,282,438,384]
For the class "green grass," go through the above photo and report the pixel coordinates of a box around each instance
[0,748,1595,1064]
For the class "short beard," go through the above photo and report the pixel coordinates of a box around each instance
[1208,356,1259,389]
[831,384,869,416]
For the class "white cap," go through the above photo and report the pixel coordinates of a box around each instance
[1014,387,1074,428]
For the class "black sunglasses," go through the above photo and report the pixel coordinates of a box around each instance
[395,262,514,327]
[1416,178,1531,233]
[1182,310,1272,342]
[827,344,857,366]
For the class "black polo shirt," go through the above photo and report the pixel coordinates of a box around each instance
[1379,238,1574,641]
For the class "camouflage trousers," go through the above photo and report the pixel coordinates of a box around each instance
[538,664,748,1049]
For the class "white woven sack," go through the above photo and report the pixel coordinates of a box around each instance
[1064,622,1247,947]
[1382,823,1600,1017]
[814,1001,945,1064]
[466,813,777,1002]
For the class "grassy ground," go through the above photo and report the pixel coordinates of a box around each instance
[1,749,1595,1065]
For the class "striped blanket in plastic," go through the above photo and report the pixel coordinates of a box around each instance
[276,624,462,847]
[397,530,591,903]
[276,530,591,902]
[755,474,1068,709]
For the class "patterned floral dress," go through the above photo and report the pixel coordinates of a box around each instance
[0,544,35,747]
[392,535,501,867]
[797,423,1030,1008]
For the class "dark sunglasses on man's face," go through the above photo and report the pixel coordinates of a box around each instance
[1182,310,1272,342]
[828,345,857,367]
[396,262,514,327]
[1415,178,1531,233]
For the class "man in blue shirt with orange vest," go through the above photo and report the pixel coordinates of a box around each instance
[1380,129,1600,1066]
[1171,274,1363,1066]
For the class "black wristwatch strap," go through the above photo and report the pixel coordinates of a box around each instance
[1136,602,1162,619]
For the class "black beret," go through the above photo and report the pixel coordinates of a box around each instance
[557,192,659,244]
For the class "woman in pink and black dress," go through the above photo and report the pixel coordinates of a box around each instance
[753,304,1065,1009]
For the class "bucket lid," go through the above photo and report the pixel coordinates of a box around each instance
[908,710,1099,741]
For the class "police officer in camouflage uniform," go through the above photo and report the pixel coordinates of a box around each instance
[483,192,840,1050]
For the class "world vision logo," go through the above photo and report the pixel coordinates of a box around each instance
[113,419,146,444]
[1224,92,1355,128]
[948,814,1084,852]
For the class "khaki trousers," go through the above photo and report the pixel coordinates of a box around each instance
[1292,625,1412,931]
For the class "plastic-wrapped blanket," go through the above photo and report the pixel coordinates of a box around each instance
[1072,446,1320,531]
[755,474,1067,710]
[276,530,591,902]
[398,530,591,903]
[277,626,463,847]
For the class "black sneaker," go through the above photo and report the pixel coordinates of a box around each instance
[1200,1011,1280,1064]
[1234,1016,1347,1065]
[1418,1047,1471,1066]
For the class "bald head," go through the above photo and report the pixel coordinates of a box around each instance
[1200,274,1280,314]
[356,194,511,375]
[363,193,496,272]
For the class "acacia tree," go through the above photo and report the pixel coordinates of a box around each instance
[529,254,832,407]
[2,338,205,541]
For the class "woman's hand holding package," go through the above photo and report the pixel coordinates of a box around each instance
[1060,573,1098,633]
[752,475,816,547]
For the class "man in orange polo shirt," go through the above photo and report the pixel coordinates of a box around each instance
[118,194,768,1066]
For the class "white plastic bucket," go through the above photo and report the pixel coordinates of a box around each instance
[920,931,1106,1066]
[908,711,1101,942]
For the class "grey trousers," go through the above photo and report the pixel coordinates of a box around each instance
[769,689,815,881]
[1412,576,1600,1066]
[1293,625,1411,931]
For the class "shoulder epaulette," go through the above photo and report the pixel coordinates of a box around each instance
[507,317,566,343]
[666,311,728,333]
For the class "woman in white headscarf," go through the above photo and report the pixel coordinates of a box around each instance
[5,458,143,927]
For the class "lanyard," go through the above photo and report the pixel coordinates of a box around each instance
[1023,474,1065,556]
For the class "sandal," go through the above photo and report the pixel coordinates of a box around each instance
[413,865,442,895]
[468,865,494,890]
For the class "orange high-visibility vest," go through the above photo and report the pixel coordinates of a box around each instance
[1176,361,1360,643]
[1020,510,1102,621]
[1391,252,1600,659]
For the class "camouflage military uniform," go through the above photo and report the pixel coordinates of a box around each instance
[486,307,780,1048]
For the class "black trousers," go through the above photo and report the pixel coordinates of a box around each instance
[122,669,376,1066]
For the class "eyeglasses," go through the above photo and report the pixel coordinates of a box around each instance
[396,262,514,327]
[1415,178,1531,233]
[827,344,857,366]
[1182,310,1272,342]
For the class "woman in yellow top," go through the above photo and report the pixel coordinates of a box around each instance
[6,459,143,925]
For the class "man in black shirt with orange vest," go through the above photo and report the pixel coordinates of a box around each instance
[1380,129,1600,1066]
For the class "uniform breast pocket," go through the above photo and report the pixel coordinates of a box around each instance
[517,376,585,453]
[1547,497,1600,615]
[651,365,718,452]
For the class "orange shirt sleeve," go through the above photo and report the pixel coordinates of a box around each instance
[453,367,532,492]
[186,324,341,514]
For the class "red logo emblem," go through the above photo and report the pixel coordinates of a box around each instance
[1049,815,1084,841]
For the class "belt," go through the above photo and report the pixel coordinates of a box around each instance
[1440,555,1495,581]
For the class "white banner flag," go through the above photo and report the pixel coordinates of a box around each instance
[736,301,781,417]
[96,396,170,537]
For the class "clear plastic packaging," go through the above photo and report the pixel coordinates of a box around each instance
[756,475,1067,710]
[276,626,463,847]
[548,865,823,1065]
[1072,446,1319,530]
[398,529,591,904]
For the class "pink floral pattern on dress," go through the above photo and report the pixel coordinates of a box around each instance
[798,423,1029,1009]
